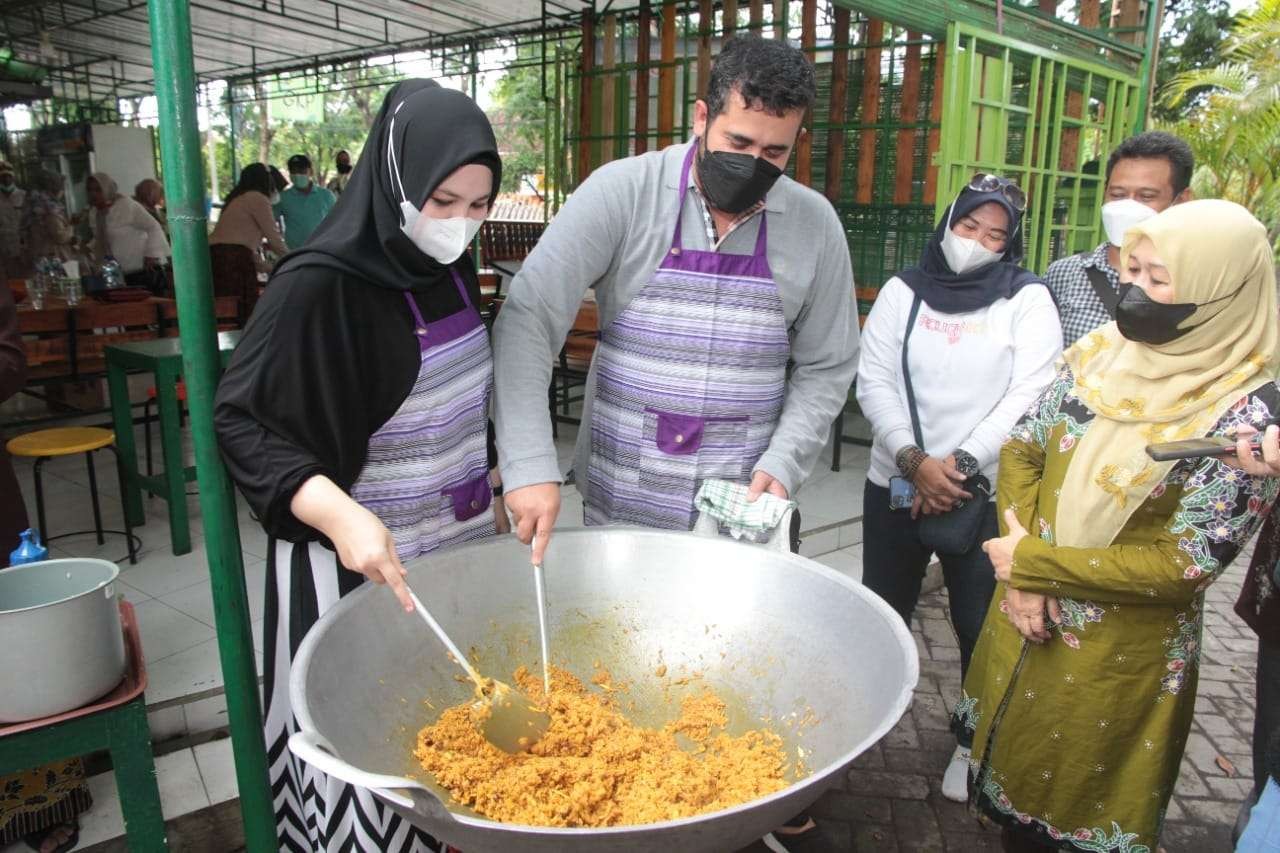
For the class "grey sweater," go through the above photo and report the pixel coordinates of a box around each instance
[493,140,860,500]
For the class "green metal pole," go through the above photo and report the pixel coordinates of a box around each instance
[1133,0,1164,132]
[226,82,240,183]
[145,2,276,850]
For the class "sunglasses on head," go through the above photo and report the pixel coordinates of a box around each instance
[966,173,1027,212]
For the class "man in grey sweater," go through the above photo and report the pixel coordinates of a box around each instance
[495,35,859,562]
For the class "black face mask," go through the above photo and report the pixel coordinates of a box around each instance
[336,162,352,175]
[695,135,783,214]
[1114,281,1241,345]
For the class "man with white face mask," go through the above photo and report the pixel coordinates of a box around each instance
[1046,131,1194,348]
[856,175,1062,803]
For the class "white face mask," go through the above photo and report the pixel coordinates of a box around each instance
[386,98,486,265]
[941,228,1003,275]
[269,191,280,205]
[401,205,483,265]
[1101,198,1159,247]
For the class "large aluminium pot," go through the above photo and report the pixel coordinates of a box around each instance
[289,527,918,853]
[0,558,126,723]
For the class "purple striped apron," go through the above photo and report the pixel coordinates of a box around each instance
[350,268,495,559]
[585,145,790,530]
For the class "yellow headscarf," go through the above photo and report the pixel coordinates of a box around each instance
[1057,199,1279,548]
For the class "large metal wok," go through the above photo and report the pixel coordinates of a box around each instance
[289,526,918,853]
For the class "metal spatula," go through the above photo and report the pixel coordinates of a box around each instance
[532,560,551,695]
[408,589,549,753]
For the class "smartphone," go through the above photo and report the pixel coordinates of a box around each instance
[1146,436,1260,462]
[888,476,916,510]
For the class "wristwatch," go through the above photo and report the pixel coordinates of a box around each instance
[953,450,980,479]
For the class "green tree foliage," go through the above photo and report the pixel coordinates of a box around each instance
[1153,0,1235,122]
[209,64,398,196]
[1162,0,1280,253]
[489,50,549,195]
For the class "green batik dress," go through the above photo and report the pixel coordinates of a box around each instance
[952,366,1280,852]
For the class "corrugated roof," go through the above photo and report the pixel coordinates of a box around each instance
[0,0,588,101]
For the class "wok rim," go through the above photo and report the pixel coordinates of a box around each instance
[289,527,920,836]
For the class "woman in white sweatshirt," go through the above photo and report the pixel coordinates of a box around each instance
[855,175,1062,802]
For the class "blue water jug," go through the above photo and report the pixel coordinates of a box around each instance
[9,528,49,566]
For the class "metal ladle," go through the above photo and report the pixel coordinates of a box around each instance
[407,589,549,753]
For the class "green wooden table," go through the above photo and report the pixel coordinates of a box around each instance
[0,602,167,851]
[106,331,241,555]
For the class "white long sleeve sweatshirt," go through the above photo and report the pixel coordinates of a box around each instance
[855,276,1063,489]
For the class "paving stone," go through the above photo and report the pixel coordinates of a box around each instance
[1225,752,1255,783]
[1180,796,1244,826]
[1163,796,1186,822]
[920,730,961,754]
[846,769,930,801]
[882,718,921,750]
[1174,764,1211,798]
[809,791,893,824]
[1205,776,1254,802]
[912,693,954,732]
[1220,636,1261,653]
[850,743,886,771]
[1183,732,1230,778]
[1197,679,1237,698]
[1196,712,1246,741]
[891,800,944,851]
[853,824,900,851]
[929,645,961,663]
[921,618,955,648]
[1158,820,1221,853]
[944,832,1002,852]
[884,748,949,775]
[933,797,983,834]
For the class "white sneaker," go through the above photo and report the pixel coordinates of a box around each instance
[941,745,971,802]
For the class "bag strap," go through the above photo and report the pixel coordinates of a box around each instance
[1084,264,1119,316]
[902,294,925,451]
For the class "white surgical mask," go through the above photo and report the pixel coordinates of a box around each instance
[386,99,485,265]
[401,206,482,264]
[269,191,280,205]
[941,228,1003,275]
[1101,198,1159,247]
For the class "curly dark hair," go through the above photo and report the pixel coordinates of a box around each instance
[705,35,816,121]
[1105,131,1195,197]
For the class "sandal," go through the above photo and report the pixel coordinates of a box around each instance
[24,821,80,853]
[773,812,817,836]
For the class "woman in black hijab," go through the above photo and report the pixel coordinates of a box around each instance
[214,80,504,852]
[854,175,1064,804]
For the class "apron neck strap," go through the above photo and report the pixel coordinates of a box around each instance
[401,268,474,331]
[671,143,697,250]
[671,142,768,258]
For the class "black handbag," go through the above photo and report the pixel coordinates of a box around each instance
[901,294,993,555]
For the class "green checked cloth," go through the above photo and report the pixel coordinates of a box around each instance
[694,479,797,542]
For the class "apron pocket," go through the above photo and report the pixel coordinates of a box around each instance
[649,409,706,455]
[444,473,492,523]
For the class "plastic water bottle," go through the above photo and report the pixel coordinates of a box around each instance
[9,528,49,566]
[101,256,124,290]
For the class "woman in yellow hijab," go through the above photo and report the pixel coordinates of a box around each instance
[954,199,1280,853]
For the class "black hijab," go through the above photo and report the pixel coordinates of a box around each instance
[275,79,501,291]
[898,186,1043,314]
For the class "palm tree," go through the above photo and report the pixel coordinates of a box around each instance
[1162,0,1280,250]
